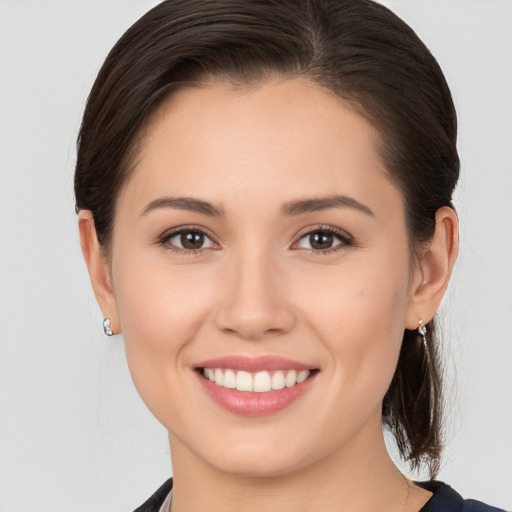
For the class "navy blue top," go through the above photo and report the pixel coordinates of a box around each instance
[133,478,507,512]
[417,481,507,512]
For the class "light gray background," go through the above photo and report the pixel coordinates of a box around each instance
[0,1,511,511]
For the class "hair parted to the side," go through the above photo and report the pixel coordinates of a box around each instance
[74,0,459,477]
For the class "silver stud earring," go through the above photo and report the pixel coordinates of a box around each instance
[103,318,113,336]
[418,320,427,347]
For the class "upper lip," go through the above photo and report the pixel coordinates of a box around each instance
[194,355,316,372]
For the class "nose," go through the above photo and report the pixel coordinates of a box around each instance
[214,250,297,341]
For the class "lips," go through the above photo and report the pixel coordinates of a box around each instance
[194,356,318,416]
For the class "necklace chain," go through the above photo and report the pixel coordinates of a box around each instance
[402,476,413,512]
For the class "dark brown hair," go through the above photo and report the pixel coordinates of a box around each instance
[75,0,459,476]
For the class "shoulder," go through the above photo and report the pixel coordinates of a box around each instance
[418,481,508,512]
[133,478,173,512]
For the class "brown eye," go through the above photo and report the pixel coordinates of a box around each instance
[295,228,351,253]
[165,229,217,252]
[309,232,334,250]
[180,231,205,249]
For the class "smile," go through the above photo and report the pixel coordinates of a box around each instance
[201,368,312,393]
[194,356,318,415]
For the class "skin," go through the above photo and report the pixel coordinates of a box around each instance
[79,78,458,512]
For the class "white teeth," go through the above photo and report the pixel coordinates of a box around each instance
[297,370,311,383]
[271,370,285,390]
[254,371,272,392]
[202,368,313,392]
[214,368,224,386]
[285,369,297,388]
[236,371,253,392]
[224,369,236,388]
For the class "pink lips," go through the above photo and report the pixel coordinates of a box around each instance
[195,355,317,416]
[195,355,313,373]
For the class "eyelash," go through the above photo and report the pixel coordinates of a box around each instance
[291,225,354,255]
[156,225,353,256]
[156,226,220,255]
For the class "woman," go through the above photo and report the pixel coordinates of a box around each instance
[74,1,505,511]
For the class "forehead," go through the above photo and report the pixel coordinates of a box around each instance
[123,77,399,216]
[146,78,378,156]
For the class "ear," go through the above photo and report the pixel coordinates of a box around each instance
[405,206,459,329]
[78,210,120,334]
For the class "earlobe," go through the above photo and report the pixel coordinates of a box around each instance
[405,206,459,329]
[78,210,120,334]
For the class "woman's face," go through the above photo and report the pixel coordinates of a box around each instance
[109,78,423,476]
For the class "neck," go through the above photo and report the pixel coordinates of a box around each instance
[168,418,417,512]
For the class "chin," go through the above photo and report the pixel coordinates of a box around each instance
[176,428,315,479]
[211,453,309,479]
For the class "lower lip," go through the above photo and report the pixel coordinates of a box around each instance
[196,371,317,416]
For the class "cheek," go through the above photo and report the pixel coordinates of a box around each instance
[113,244,216,339]
[295,254,411,403]
[110,252,217,413]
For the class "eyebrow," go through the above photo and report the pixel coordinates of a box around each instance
[141,194,374,218]
[282,194,374,217]
[141,197,224,217]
